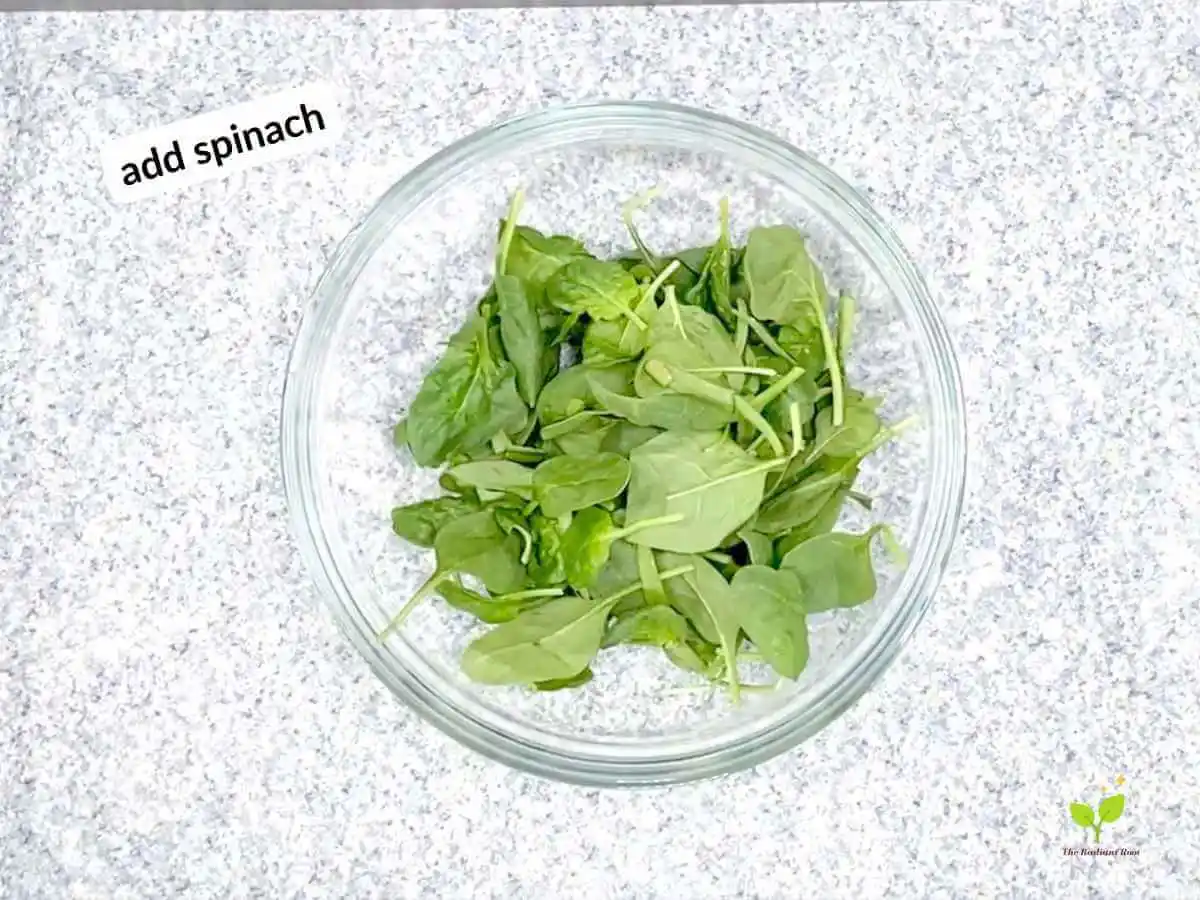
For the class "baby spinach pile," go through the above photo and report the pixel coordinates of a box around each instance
[384,191,909,700]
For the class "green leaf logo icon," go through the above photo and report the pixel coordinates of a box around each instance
[1069,776,1129,844]
[1099,794,1125,824]
[1069,803,1095,828]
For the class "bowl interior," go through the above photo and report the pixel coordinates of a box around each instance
[300,109,935,761]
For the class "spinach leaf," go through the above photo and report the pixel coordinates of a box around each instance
[602,604,697,649]
[744,225,827,324]
[655,553,743,700]
[503,224,591,294]
[545,259,647,327]
[379,510,527,639]
[647,303,744,390]
[533,452,631,518]
[729,565,808,678]
[404,315,503,466]
[588,377,734,432]
[390,495,480,548]
[775,483,853,556]
[559,506,684,589]
[534,669,594,691]
[434,511,527,595]
[601,421,663,456]
[777,316,826,377]
[462,366,528,449]
[444,459,535,498]
[737,528,774,567]
[528,513,567,587]
[583,292,655,364]
[437,580,552,625]
[778,526,885,613]
[754,467,856,535]
[496,274,545,406]
[537,362,635,425]
[624,432,782,552]
[460,592,620,685]
[592,539,646,615]
[811,401,882,459]
[744,225,846,425]
[460,562,693,685]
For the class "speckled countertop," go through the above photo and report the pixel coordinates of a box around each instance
[3,4,1199,898]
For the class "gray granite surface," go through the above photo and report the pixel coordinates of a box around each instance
[3,3,1199,897]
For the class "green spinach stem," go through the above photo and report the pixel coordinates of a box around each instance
[749,366,806,411]
[836,291,856,368]
[811,303,845,426]
[734,298,750,360]
[788,402,804,458]
[692,366,778,377]
[494,189,525,277]
[622,187,662,274]
[739,309,797,364]
[378,569,448,640]
[644,259,681,306]
[731,396,785,457]
[664,284,686,339]
[494,587,565,602]
[610,513,687,542]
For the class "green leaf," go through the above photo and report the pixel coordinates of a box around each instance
[583,292,655,364]
[1070,803,1096,828]
[552,417,617,457]
[528,513,567,587]
[545,258,645,326]
[776,315,826,376]
[730,566,809,678]
[600,421,663,456]
[634,339,734,398]
[625,431,779,553]
[778,527,882,613]
[744,225,827,324]
[560,507,618,590]
[533,452,632,518]
[434,510,526,595]
[738,529,774,567]
[460,592,619,685]
[533,668,594,691]
[663,639,719,675]
[588,377,734,432]
[390,496,480,548]
[811,402,882,459]
[537,362,635,425]
[602,604,696,649]
[462,366,528,449]
[444,459,535,498]
[495,274,545,406]
[754,468,854,535]
[592,539,646,615]
[635,543,668,607]
[560,507,685,591]
[503,224,591,294]
[1098,794,1125,823]
[437,580,550,625]
[655,554,743,700]
[647,303,744,390]
[774,483,852,555]
[404,316,502,466]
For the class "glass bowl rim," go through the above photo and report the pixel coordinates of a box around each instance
[280,100,967,787]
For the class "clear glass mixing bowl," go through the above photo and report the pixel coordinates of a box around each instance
[280,101,966,787]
